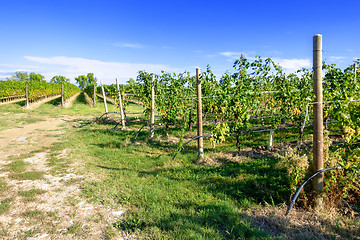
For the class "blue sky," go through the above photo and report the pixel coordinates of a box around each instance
[0,0,359,84]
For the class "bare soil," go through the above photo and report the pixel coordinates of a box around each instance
[63,93,81,108]
[0,115,132,239]
[25,95,62,110]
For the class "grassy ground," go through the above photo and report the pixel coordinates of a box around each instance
[0,94,359,239]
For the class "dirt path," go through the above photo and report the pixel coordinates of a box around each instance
[63,93,81,108]
[0,117,67,158]
[0,116,131,239]
[25,95,62,110]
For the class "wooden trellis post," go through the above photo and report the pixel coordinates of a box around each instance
[313,34,324,208]
[61,83,64,108]
[100,81,109,119]
[116,78,126,129]
[150,75,155,138]
[354,62,357,83]
[93,83,96,107]
[25,83,29,108]
[196,68,204,159]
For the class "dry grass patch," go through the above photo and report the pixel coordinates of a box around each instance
[242,205,360,240]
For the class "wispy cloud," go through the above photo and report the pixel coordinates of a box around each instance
[219,51,243,58]
[272,58,311,73]
[0,70,16,79]
[219,51,257,62]
[112,42,145,49]
[328,56,347,61]
[0,64,44,80]
[24,56,181,84]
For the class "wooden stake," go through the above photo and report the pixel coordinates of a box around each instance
[93,83,96,107]
[313,34,324,208]
[354,62,357,83]
[150,75,155,138]
[100,81,109,119]
[267,130,274,150]
[116,78,126,129]
[61,83,64,108]
[196,68,204,159]
[25,83,29,108]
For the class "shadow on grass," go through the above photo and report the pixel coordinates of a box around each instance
[73,92,88,104]
[138,157,290,205]
[110,156,358,239]
[115,203,270,239]
[80,126,180,152]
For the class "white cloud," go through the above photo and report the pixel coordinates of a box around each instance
[272,58,311,73]
[24,56,181,84]
[219,51,310,73]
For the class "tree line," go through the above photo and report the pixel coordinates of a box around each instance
[6,71,97,90]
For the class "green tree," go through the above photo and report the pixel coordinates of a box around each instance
[7,71,30,82]
[50,75,70,84]
[29,73,45,82]
[7,72,45,82]
[75,73,97,90]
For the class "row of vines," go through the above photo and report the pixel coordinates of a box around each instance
[96,57,360,151]
[129,57,359,146]
[95,56,360,208]
[0,80,80,103]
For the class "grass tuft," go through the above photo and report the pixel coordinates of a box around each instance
[0,198,13,215]
[9,171,44,180]
[22,210,44,218]
[66,222,82,235]
[6,159,28,172]
[19,189,46,202]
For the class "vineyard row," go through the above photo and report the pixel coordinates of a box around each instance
[0,80,80,106]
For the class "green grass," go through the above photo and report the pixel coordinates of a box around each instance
[6,159,28,172]
[1,94,356,239]
[9,171,44,180]
[0,179,7,191]
[36,93,120,117]
[18,189,46,202]
[66,222,82,235]
[71,123,287,239]
[0,204,11,215]
[21,116,45,124]
[0,119,9,130]
[22,210,44,219]
[0,198,13,215]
